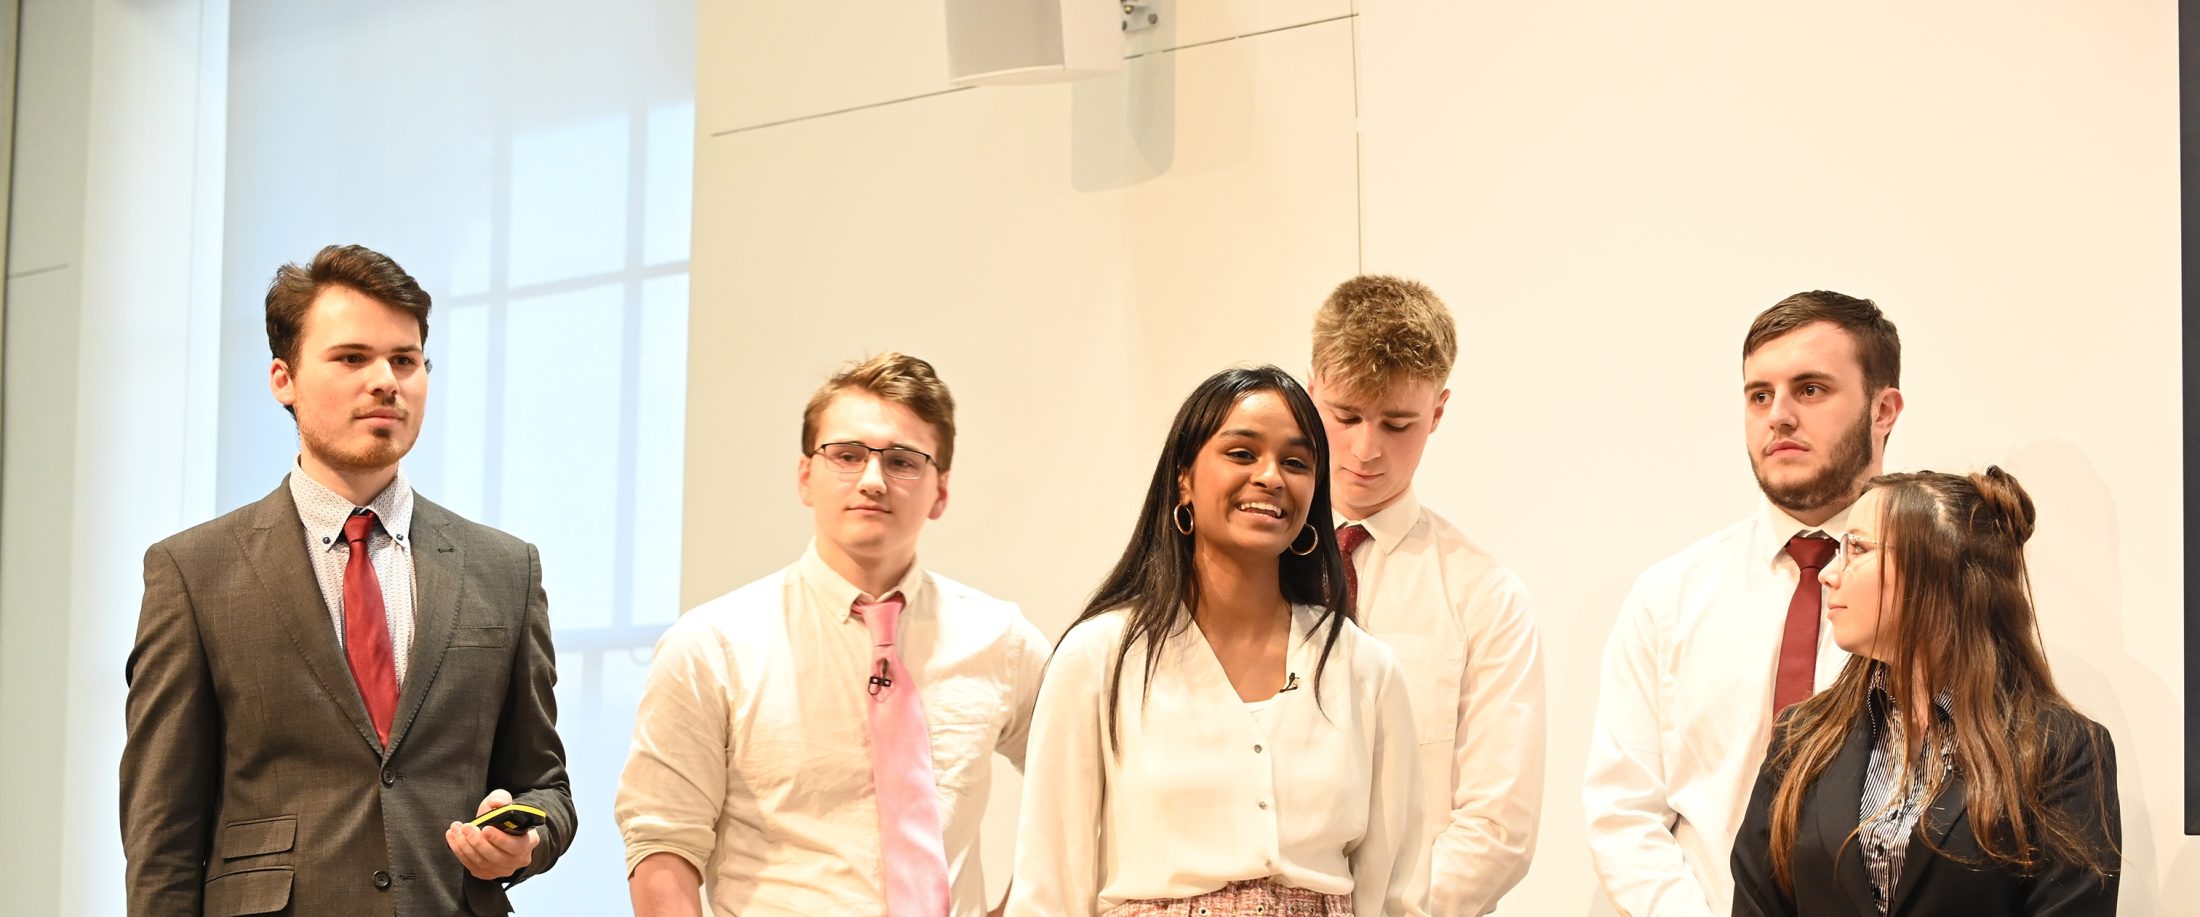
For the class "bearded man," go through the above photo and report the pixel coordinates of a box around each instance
[1582,292,1905,917]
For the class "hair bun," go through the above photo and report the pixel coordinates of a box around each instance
[1969,465,2037,544]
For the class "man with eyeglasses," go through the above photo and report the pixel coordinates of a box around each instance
[617,352,1050,917]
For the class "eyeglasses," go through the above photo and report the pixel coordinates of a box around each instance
[1841,533,1880,555]
[811,442,937,480]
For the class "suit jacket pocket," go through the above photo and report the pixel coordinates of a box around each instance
[450,626,510,648]
[465,876,514,914]
[218,815,297,859]
[204,866,292,916]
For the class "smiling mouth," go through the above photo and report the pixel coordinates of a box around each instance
[1236,501,1288,519]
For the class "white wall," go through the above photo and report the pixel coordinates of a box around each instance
[0,1,228,914]
[687,1,2194,912]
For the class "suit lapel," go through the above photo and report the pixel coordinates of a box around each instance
[1815,713,1878,914]
[1890,760,1968,916]
[387,497,462,756]
[236,480,382,754]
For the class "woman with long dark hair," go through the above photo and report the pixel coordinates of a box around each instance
[1730,467,2120,916]
[1007,366,1427,917]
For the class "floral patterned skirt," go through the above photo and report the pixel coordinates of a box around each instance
[1102,878,1355,917]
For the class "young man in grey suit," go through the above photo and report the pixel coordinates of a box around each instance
[120,244,575,916]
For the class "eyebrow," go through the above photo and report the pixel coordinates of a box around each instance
[1744,370,1838,391]
[826,438,929,453]
[1218,428,1313,449]
[1321,398,1420,420]
[323,342,423,354]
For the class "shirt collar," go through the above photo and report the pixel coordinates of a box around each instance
[1332,487,1423,557]
[1866,662,1956,740]
[797,539,929,621]
[288,460,415,553]
[1754,497,1851,569]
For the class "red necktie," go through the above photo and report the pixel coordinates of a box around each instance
[342,511,400,746]
[1773,534,1839,713]
[1337,523,1373,618]
[854,594,950,917]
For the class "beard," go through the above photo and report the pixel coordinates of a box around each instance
[302,417,414,476]
[1754,405,1874,516]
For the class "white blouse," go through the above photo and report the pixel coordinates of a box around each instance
[1007,604,1429,917]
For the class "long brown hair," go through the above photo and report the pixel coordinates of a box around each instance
[1765,466,2117,892]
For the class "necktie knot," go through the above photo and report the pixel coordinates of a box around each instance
[854,593,907,648]
[342,510,379,547]
[1337,523,1373,558]
[1787,533,1837,571]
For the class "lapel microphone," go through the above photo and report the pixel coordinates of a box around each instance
[1278,672,1302,693]
[867,659,893,696]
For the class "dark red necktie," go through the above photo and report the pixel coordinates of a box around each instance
[1773,533,1839,714]
[342,511,400,746]
[1337,523,1373,617]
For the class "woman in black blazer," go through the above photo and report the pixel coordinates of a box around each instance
[1731,467,2119,917]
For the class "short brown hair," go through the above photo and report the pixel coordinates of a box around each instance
[1310,274,1458,398]
[1743,290,1900,393]
[800,352,958,471]
[265,243,433,367]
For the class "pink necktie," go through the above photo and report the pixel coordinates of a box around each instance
[854,593,950,917]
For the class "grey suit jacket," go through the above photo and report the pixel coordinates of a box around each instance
[120,479,576,916]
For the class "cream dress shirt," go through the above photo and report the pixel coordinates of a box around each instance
[1339,490,1544,917]
[1582,502,1852,917]
[615,542,1051,916]
[1007,604,1430,917]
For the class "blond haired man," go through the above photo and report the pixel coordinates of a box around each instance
[617,353,1050,917]
[1307,276,1546,916]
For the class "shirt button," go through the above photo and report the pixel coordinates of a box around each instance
[1253,744,1263,753]
[1257,800,1269,809]
[372,870,392,890]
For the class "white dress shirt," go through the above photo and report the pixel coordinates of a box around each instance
[288,463,417,684]
[1583,501,1853,917]
[1007,605,1429,917]
[615,542,1051,916]
[1339,490,1544,917]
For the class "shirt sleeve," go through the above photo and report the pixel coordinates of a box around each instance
[993,608,1053,772]
[615,614,734,877]
[1005,620,1111,917]
[1430,570,1545,916]
[1583,575,1716,917]
[1353,651,1432,917]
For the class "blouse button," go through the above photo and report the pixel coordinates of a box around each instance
[1257,800,1269,809]
[1253,743,1263,753]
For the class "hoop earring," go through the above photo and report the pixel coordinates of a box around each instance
[1288,524,1319,556]
[1173,503,1195,536]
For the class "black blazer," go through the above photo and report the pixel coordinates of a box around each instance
[1731,704,2119,917]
